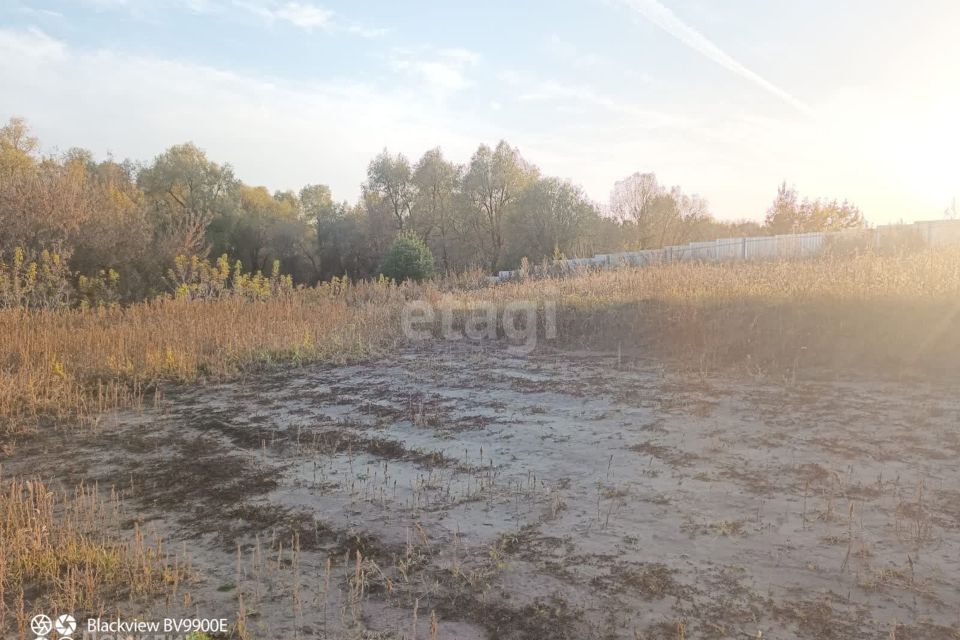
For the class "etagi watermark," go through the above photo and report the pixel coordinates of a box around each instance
[401,299,556,353]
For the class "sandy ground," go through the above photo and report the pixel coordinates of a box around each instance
[9,341,960,639]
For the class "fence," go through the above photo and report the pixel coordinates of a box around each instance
[496,218,960,281]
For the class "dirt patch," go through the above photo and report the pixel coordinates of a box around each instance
[5,341,960,639]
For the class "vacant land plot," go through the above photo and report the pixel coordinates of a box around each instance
[6,340,959,639]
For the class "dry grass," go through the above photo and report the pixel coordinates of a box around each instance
[4,249,960,442]
[0,282,409,439]
[3,251,960,637]
[462,248,960,374]
[0,473,189,636]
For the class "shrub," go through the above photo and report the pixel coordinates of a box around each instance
[166,254,294,301]
[380,232,435,283]
[0,246,74,310]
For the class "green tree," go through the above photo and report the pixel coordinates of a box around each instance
[365,150,415,230]
[314,198,373,280]
[137,143,239,258]
[228,185,299,272]
[411,148,461,271]
[463,141,535,272]
[380,232,435,282]
[506,177,598,265]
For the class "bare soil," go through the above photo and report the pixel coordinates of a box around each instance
[6,342,960,639]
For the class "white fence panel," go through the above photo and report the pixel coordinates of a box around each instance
[744,236,777,259]
[914,219,960,247]
[495,217,960,281]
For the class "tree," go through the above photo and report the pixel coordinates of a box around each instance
[312,196,373,280]
[380,232,435,282]
[463,141,535,272]
[229,185,299,272]
[0,117,39,178]
[299,184,337,223]
[652,187,711,247]
[609,172,662,246]
[69,158,153,298]
[137,143,238,258]
[411,148,461,271]
[267,215,319,283]
[365,150,415,230]
[0,117,38,154]
[608,173,715,249]
[764,182,864,233]
[764,182,801,233]
[507,177,598,264]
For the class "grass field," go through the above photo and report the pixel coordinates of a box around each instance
[4,249,959,439]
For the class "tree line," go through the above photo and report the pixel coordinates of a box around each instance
[0,116,864,303]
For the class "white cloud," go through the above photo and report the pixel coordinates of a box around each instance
[389,47,481,93]
[0,27,66,59]
[75,0,384,35]
[0,27,485,201]
[246,1,332,31]
[83,0,218,13]
[236,1,385,36]
[542,33,607,70]
[16,6,66,19]
[343,23,389,39]
[515,79,692,129]
[619,0,812,115]
[1,23,955,224]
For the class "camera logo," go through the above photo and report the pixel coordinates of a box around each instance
[30,613,76,639]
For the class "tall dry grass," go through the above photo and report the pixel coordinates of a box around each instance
[4,249,960,442]
[0,474,188,636]
[0,282,410,439]
[454,248,960,374]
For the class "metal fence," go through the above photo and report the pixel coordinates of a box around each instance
[497,218,960,281]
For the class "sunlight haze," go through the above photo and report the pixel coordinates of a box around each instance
[1,0,958,223]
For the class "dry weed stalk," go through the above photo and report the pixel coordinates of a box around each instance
[0,476,188,635]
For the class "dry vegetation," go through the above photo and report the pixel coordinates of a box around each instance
[520,248,960,373]
[4,249,960,443]
[0,281,408,441]
[3,248,960,639]
[0,474,189,637]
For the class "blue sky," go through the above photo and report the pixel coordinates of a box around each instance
[1,0,958,223]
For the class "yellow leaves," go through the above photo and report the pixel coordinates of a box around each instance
[106,354,134,377]
[216,254,231,283]
[1,246,74,310]
[77,268,122,308]
[145,345,186,377]
[169,253,294,302]
[50,359,66,379]
[300,331,315,351]
[105,181,138,210]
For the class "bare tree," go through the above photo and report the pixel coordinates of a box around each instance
[609,172,664,248]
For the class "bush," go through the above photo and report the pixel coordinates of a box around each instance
[380,232,435,282]
[0,246,74,310]
[166,254,294,301]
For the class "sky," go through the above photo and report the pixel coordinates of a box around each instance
[1,0,958,224]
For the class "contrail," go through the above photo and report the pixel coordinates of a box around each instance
[621,0,813,115]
